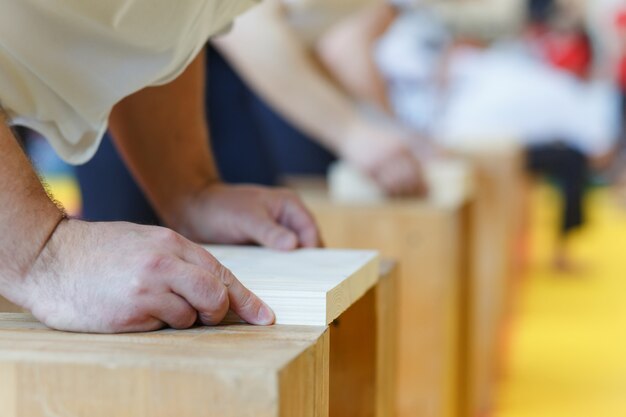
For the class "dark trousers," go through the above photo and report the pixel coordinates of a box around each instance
[76,46,335,224]
[526,143,588,235]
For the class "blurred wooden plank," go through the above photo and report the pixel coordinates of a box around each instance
[295,180,468,417]
[458,146,527,417]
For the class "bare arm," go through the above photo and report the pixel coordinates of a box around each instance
[213,0,361,155]
[316,2,397,112]
[108,50,218,231]
[0,107,275,332]
[108,49,321,248]
[213,0,425,195]
[0,111,65,307]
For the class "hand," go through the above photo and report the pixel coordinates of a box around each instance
[17,219,275,333]
[172,184,322,250]
[341,119,428,196]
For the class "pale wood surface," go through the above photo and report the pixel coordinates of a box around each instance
[0,314,329,417]
[375,261,398,417]
[457,147,526,417]
[205,246,380,326]
[295,181,468,417]
[329,278,377,417]
[327,261,397,417]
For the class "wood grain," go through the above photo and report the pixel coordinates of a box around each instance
[205,245,380,326]
[375,261,398,417]
[296,181,468,417]
[0,314,329,417]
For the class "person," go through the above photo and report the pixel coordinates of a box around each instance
[0,1,322,334]
[373,3,621,270]
[74,0,428,226]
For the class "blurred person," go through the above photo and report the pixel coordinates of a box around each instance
[75,0,428,226]
[372,3,621,271]
[0,1,324,334]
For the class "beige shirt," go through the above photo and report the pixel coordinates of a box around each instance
[0,0,257,164]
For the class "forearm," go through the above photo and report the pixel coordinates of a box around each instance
[316,2,396,112]
[0,110,65,305]
[212,0,363,154]
[108,50,219,228]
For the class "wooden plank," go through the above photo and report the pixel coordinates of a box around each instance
[295,181,468,417]
[327,261,398,417]
[375,261,398,417]
[457,146,526,417]
[329,279,377,417]
[0,313,329,417]
[205,246,379,326]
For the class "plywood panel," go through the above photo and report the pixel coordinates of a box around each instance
[0,313,329,417]
[205,246,379,325]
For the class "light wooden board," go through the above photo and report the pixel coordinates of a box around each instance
[456,146,526,417]
[295,180,468,417]
[328,260,397,417]
[205,246,380,326]
[0,313,329,417]
[375,261,398,417]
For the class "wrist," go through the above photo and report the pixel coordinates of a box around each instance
[0,204,66,309]
[337,116,369,160]
[159,178,222,238]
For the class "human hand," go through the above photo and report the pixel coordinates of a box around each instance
[340,119,428,196]
[17,219,275,333]
[171,184,322,250]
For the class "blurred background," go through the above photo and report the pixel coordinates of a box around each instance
[22,0,626,415]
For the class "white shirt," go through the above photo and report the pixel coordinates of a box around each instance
[0,0,257,164]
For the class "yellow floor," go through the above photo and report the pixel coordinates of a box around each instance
[495,185,626,417]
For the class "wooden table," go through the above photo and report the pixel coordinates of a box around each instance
[0,247,398,417]
[295,180,470,417]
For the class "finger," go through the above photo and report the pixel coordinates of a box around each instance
[395,158,423,196]
[149,294,198,330]
[219,266,276,326]
[276,192,322,248]
[373,165,404,196]
[177,246,275,325]
[247,213,300,251]
[166,263,231,326]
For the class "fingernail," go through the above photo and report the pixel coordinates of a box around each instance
[258,302,276,325]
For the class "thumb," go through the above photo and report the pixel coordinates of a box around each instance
[249,215,299,250]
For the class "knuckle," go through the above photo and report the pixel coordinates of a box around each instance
[141,253,175,275]
[215,264,235,288]
[193,279,229,316]
[153,227,181,246]
[198,293,229,325]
